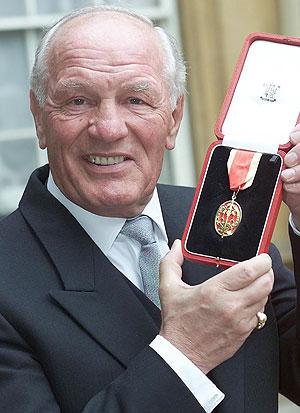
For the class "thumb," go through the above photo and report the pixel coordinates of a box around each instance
[159,239,184,289]
[167,239,184,266]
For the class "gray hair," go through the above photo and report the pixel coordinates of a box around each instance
[30,5,186,109]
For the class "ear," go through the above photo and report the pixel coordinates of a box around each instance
[30,90,47,150]
[165,95,184,150]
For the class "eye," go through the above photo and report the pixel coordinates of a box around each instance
[63,96,94,114]
[129,98,144,105]
[71,98,86,106]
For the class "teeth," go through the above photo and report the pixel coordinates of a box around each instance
[88,155,126,166]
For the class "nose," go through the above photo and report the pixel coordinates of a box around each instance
[88,100,128,142]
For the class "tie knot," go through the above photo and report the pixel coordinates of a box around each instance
[121,215,155,246]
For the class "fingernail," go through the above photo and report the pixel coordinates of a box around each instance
[282,168,295,180]
[285,151,298,166]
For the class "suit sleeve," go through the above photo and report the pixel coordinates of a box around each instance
[83,348,204,413]
[270,228,300,405]
[0,310,203,413]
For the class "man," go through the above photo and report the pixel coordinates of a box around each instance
[0,5,300,412]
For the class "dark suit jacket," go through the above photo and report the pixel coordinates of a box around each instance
[0,165,299,412]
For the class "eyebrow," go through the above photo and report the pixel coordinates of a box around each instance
[58,79,94,89]
[126,81,150,93]
[55,79,157,98]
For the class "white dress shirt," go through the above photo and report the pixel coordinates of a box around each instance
[47,172,224,412]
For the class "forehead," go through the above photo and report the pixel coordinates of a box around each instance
[49,13,164,77]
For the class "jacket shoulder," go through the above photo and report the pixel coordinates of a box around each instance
[0,209,27,242]
[0,209,40,270]
[157,184,195,210]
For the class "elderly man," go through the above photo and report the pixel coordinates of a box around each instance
[0,5,300,412]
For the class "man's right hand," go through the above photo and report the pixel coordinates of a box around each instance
[159,240,274,374]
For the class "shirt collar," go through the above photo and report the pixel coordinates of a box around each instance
[47,172,168,255]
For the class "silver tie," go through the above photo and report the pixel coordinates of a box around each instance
[120,215,161,308]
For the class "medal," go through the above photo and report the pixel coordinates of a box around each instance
[215,192,242,237]
[215,149,262,238]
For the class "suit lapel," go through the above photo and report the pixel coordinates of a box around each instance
[49,264,159,367]
[20,166,159,367]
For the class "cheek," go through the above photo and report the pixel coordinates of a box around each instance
[46,116,87,148]
[139,129,167,177]
[143,123,169,155]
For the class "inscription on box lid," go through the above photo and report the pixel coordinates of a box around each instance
[219,38,300,154]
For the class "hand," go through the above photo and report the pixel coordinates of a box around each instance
[282,123,300,229]
[159,240,274,374]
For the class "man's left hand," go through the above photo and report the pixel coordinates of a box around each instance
[281,123,300,229]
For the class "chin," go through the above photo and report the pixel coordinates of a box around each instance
[80,180,155,215]
[91,194,149,217]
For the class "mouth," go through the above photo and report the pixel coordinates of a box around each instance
[87,155,128,166]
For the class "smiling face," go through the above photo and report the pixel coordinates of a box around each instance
[30,13,184,217]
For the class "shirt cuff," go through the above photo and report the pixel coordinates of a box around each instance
[289,214,300,236]
[149,335,224,413]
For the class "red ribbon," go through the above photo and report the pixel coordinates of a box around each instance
[228,150,257,191]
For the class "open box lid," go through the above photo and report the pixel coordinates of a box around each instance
[215,33,300,154]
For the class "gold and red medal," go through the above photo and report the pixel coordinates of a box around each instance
[215,149,262,238]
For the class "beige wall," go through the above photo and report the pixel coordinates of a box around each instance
[178,0,300,265]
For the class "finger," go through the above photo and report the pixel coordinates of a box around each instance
[284,144,300,168]
[235,268,274,308]
[249,307,269,331]
[216,253,272,291]
[159,239,184,288]
[249,313,261,331]
[239,309,267,334]
[283,180,300,195]
[290,123,300,145]
[233,294,270,334]
[281,164,300,182]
